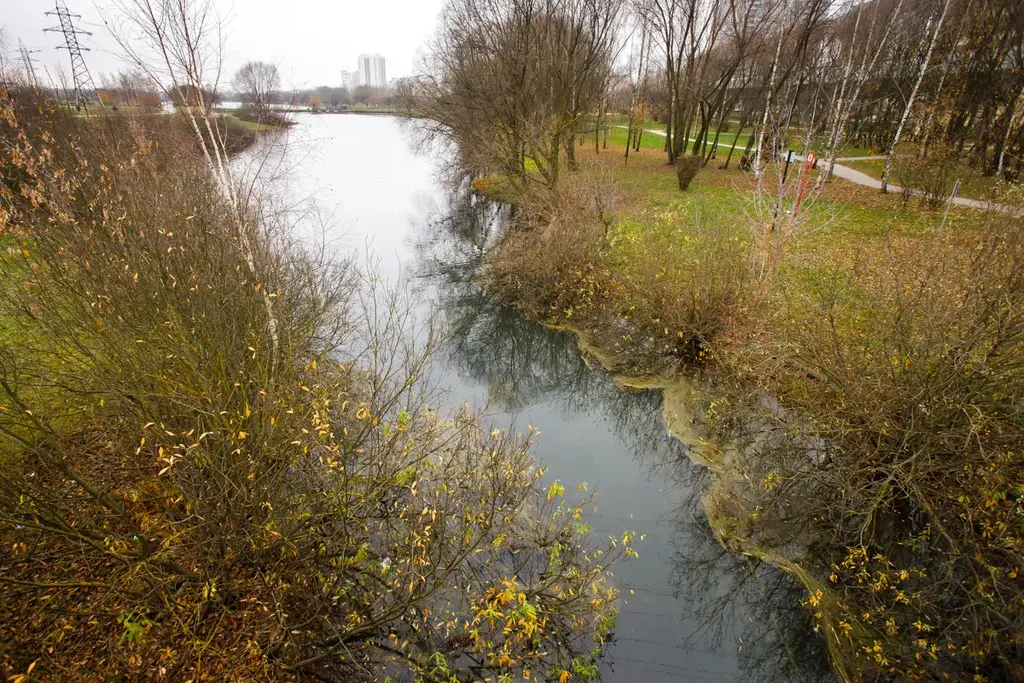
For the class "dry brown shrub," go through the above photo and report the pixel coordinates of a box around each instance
[676,155,702,191]
[608,215,749,367]
[724,217,1024,680]
[893,145,961,209]
[487,167,617,318]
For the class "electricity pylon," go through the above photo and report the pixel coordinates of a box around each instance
[44,1,100,108]
[18,39,41,89]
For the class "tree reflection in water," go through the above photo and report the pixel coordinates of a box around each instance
[412,177,835,683]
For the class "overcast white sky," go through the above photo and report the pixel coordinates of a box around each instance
[2,0,446,89]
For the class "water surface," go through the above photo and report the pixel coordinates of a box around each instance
[242,113,834,683]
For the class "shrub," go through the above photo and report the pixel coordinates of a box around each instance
[609,213,749,366]
[237,106,289,128]
[471,175,490,193]
[739,151,753,172]
[893,145,960,209]
[487,167,617,319]
[0,90,633,680]
[676,155,702,191]
[727,221,1024,680]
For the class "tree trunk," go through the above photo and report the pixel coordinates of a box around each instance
[919,0,970,159]
[665,85,676,164]
[881,0,953,193]
[997,80,1024,179]
[723,125,742,168]
[754,31,784,183]
[823,2,864,181]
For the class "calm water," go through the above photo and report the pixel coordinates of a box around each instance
[239,114,834,683]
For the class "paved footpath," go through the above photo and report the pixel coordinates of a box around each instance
[616,126,1020,215]
[792,154,1021,214]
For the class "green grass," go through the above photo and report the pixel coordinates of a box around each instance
[223,113,273,133]
[831,144,877,158]
[601,124,668,150]
[585,119,753,155]
[576,139,992,252]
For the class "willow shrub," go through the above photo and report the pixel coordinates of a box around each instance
[0,90,635,680]
[486,168,615,320]
[604,210,748,368]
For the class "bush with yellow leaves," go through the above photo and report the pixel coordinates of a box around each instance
[0,89,636,681]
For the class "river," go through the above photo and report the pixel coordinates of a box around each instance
[238,113,835,683]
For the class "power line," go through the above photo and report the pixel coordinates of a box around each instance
[44,1,100,108]
[17,39,42,89]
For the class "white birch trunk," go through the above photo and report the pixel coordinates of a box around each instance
[881,0,953,193]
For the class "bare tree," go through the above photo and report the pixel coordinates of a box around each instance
[635,0,692,163]
[107,0,280,363]
[232,60,279,117]
[415,0,623,189]
[819,0,905,184]
[624,13,652,163]
[0,28,11,80]
[997,79,1024,179]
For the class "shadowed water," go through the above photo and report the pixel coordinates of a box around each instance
[240,113,835,683]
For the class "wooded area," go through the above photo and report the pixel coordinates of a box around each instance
[407,0,1024,187]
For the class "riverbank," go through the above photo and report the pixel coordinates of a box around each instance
[219,112,293,153]
[480,141,1024,681]
[546,317,863,681]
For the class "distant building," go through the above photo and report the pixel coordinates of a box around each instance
[340,70,360,91]
[358,54,387,89]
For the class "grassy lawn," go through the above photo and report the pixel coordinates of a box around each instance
[485,131,1012,286]
[224,113,261,132]
[222,113,285,133]
[586,118,754,155]
[831,144,877,158]
[589,124,1015,204]
[600,123,668,150]
[597,117,911,159]
[580,142,966,240]
[534,133,980,240]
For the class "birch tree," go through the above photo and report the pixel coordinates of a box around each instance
[881,0,954,192]
[108,0,281,363]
